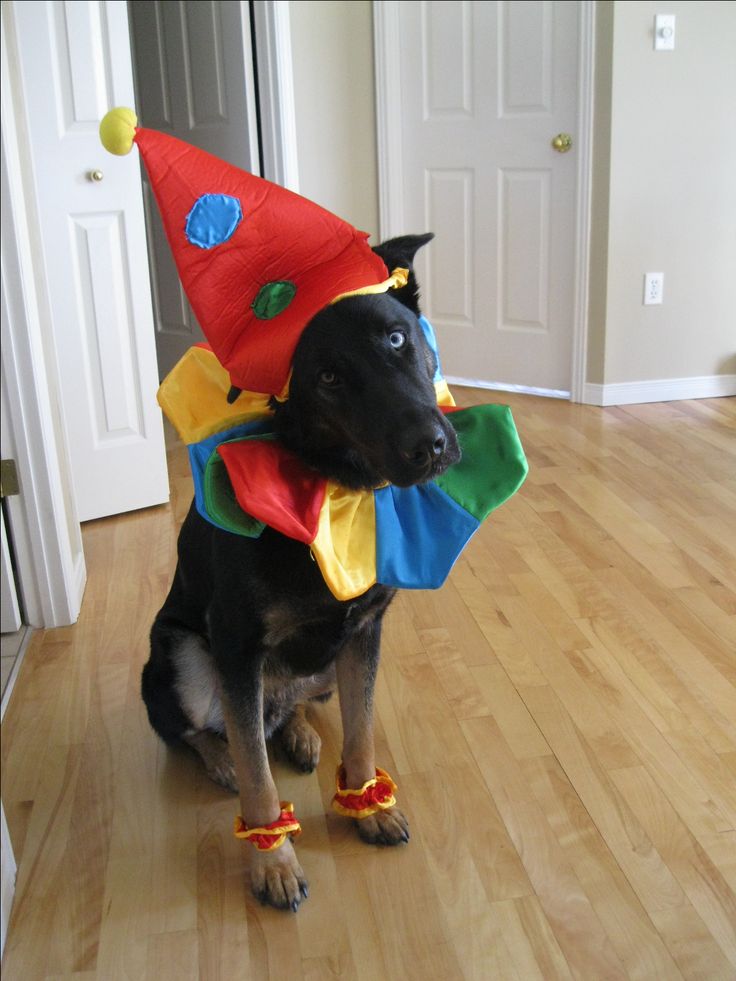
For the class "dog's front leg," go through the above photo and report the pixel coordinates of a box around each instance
[215,648,308,911]
[336,624,409,845]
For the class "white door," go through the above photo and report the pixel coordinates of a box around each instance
[385,0,580,394]
[12,0,169,522]
[129,0,261,378]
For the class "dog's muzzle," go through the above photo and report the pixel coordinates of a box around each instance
[400,424,448,468]
[394,416,460,484]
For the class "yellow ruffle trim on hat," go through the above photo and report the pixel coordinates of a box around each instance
[157,346,272,444]
[329,267,409,305]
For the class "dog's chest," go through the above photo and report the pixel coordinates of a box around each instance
[261,586,394,678]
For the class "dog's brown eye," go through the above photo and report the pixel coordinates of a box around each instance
[319,370,339,387]
[389,330,406,350]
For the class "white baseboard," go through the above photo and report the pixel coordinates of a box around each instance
[446,377,571,400]
[583,374,736,407]
[445,374,736,406]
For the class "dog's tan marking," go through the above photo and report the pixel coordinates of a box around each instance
[262,602,307,648]
[335,630,410,846]
[220,686,310,909]
[172,633,225,732]
[336,639,377,788]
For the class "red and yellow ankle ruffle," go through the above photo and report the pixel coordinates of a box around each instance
[331,766,398,818]
[234,803,301,851]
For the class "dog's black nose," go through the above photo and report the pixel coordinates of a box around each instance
[401,429,447,468]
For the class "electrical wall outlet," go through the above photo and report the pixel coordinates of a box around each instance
[643,272,664,305]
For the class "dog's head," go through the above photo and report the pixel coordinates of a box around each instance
[273,234,461,490]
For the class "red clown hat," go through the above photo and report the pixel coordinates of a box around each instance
[100,107,396,397]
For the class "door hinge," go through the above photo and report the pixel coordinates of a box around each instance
[1,459,20,498]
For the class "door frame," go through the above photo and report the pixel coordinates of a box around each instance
[1,5,87,628]
[374,0,595,403]
[252,0,300,191]
[0,0,296,629]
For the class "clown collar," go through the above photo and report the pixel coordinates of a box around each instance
[158,317,528,602]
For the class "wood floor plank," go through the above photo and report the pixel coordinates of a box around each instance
[379,651,476,773]
[194,798,256,980]
[580,632,732,837]
[3,392,735,979]
[451,558,549,686]
[522,755,684,980]
[145,930,199,981]
[400,770,524,980]
[512,894,575,980]
[663,725,736,828]
[506,569,592,653]
[494,602,641,773]
[610,766,736,975]
[593,566,736,752]
[420,627,492,720]
[576,614,698,735]
[674,586,736,649]
[354,835,465,981]
[700,830,736,895]
[2,742,85,978]
[519,694,687,921]
[470,664,551,760]
[405,761,533,904]
[462,715,628,980]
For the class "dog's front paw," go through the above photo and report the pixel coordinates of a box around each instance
[205,751,239,793]
[184,731,239,793]
[356,806,410,846]
[279,713,321,773]
[249,840,309,912]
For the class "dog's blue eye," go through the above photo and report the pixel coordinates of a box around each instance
[319,370,339,387]
[389,330,406,350]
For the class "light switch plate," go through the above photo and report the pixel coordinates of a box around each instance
[654,14,676,51]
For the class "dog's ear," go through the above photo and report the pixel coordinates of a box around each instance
[374,233,434,267]
[372,233,434,315]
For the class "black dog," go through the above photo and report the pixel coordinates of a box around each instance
[142,234,460,910]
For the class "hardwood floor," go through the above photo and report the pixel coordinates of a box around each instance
[2,392,735,980]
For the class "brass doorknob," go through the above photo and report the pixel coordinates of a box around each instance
[88,169,104,182]
[551,133,573,153]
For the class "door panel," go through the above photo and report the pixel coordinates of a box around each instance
[500,0,553,114]
[130,0,260,378]
[500,168,550,330]
[425,169,474,325]
[395,0,580,392]
[71,211,146,439]
[13,0,169,521]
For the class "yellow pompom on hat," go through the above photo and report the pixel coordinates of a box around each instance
[99,106,138,156]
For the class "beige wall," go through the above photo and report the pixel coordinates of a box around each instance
[289,0,379,237]
[598,0,736,385]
